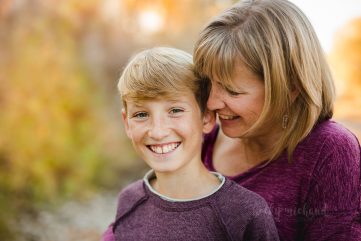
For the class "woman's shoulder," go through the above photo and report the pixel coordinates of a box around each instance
[298,120,360,181]
[303,119,360,152]
[314,119,357,137]
[289,119,360,178]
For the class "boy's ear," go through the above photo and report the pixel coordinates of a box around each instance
[121,108,132,139]
[202,110,216,134]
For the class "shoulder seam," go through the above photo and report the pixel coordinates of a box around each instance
[112,194,149,233]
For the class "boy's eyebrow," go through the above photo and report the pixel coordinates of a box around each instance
[125,104,144,111]
[125,100,144,106]
[133,103,144,107]
[167,99,191,105]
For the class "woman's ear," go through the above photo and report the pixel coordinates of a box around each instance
[290,85,299,103]
[202,109,216,134]
[121,108,132,139]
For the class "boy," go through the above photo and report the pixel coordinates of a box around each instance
[104,47,279,241]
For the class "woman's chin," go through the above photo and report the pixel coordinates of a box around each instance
[220,126,243,138]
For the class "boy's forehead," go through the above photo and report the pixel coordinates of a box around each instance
[127,95,188,104]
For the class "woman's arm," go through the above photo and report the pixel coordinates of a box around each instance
[302,129,361,240]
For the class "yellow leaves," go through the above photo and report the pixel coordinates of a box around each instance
[329,17,361,120]
[0,0,237,238]
[58,0,102,18]
[0,4,121,209]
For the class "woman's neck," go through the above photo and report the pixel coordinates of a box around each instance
[213,128,282,176]
[150,162,220,200]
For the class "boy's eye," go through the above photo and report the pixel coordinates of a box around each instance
[132,112,148,119]
[169,108,184,115]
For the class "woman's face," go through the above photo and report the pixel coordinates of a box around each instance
[207,61,265,138]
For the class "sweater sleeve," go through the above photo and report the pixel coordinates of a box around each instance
[243,210,280,241]
[101,223,115,241]
[215,181,280,241]
[101,180,146,241]
[302,126,361,241]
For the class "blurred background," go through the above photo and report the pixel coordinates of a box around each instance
[0,0,360,240]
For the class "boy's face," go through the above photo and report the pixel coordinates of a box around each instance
[122,91,215,174]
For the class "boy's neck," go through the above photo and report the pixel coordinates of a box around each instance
[150,162,221,200]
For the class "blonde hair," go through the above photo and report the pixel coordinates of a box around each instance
[194,0,335,162]
[118,47,209,113]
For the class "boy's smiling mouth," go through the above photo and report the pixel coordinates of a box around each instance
[147,142,181,154]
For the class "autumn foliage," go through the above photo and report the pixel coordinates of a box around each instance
[0,0,236,239]
[330,17,361,120]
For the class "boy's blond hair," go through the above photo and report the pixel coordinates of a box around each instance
[118,47,209,114]
[194,0,335,162]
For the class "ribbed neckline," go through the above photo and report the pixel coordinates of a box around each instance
[142,169,231,210]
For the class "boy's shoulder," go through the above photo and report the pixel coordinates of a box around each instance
[213,179,276,239]
[212,179,272,226]
[115,180,147,220]
[215,178,273,222]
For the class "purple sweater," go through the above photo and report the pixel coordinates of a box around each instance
[201,120,361,241]
[110,172,279,241]
[102,120,361,241]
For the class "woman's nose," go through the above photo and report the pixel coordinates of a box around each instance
[207,84,225,111]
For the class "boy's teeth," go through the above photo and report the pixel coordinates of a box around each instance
[150,143,179,154]
[163,145,170,153]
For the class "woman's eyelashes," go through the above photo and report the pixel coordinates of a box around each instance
[225,87,242,96]
[224,86,247,96]
[214,81,244,96]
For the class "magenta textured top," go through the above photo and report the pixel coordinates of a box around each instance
[201,120,361,240]
[108,170,279,241]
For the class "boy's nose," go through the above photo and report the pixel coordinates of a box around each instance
[147,118,170,140]
[207,84,225,111]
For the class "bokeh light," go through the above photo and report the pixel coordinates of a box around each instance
[138,9,164,33]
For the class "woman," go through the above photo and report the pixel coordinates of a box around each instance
[194,0,361,240]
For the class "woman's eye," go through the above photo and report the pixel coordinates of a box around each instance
[133,112,148,119]
[215,81,242,96]
[225,88,241,96]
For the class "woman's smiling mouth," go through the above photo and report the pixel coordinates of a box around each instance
[218,114,239,120]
